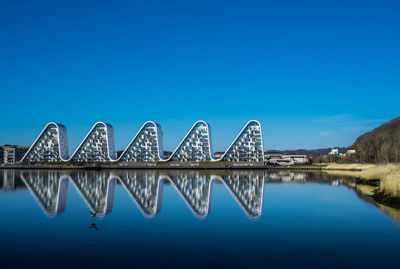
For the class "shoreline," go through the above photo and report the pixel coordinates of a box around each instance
[2,162,399,220]
[323,163,400,211]
[0,163,362,171]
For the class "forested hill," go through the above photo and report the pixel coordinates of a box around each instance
[352,117,400,163]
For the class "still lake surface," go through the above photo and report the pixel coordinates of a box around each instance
[1,169,399,268]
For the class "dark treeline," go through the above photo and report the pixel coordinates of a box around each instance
[346,117,400,164]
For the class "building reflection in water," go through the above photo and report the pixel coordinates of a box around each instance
[118,171,163,216]
[9,170,265,218]
[0,170,26,191]
[3,169,400,224]
[20,171,68,216]
[220,171,264,217]
[167,171,213,217]
[70,171,116,216]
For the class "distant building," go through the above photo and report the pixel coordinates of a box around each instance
[339,149,356,158]
[290,155,309,164]
[164,151,172,159]
[1,145,29,164]
[329,148,339,156]
[213,152,224,159]
[265,154,309,166]
[346,149,356,155]
[116,150,124,159]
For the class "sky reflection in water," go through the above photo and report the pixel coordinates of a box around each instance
[0,169,400,268]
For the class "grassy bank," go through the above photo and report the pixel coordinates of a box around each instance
[324,163,400,198]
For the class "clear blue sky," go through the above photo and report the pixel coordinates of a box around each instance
[1,0,399,152]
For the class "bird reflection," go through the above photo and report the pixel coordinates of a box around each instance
[16,170,266,218]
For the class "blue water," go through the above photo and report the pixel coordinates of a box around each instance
[0,169,399,268]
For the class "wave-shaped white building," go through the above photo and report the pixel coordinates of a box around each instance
[21,122,69,162]
[21,120,264,163]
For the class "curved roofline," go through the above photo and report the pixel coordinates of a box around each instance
[68,122,115,161]
[20,122,68,162]
[166,120,214,162]
[217,120,264,162]
[21,119,264,163]
[155,122,165,161]
[117,121,164,162]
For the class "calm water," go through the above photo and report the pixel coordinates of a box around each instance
[1,169,399,268]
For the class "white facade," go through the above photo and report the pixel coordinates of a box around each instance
[168,121,213,162]
[21,122,69,163]
[266,155,309,166]
[219,120,264,162]
[69,122,116,162]
[329,148,339,156]
[21,120,265,163]
[118,121,164,162]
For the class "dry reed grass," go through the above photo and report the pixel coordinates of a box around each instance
[325,163,400,197]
